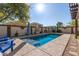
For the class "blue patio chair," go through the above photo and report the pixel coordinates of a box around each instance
[0,36,14,53]
[0,34,10,42]
[0,36,9,42]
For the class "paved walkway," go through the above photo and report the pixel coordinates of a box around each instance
[7,34,70,56]
[63,34,78,56]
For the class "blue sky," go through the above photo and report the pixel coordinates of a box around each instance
[29,3,71,26]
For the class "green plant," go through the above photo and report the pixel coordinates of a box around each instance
[15,31,18,37]
[0,3,30,24]
[56,22,63,31]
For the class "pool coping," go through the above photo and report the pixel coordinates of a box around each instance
[13,33,63,39]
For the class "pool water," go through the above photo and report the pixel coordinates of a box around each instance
[26,34,61,47]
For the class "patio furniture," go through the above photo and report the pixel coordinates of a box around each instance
[0,52,2,56]
[0,37,14,53]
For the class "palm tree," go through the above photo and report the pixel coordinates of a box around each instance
[0,3,30,24]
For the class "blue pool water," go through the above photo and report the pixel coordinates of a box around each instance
[27,34,61,47]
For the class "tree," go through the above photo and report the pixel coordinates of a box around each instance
[0,3,30,24]
[68,20,76,26]
[56,22,63,27]
[56,22,63,32]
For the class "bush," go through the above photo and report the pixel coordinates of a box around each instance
[57,30,62,33]
[15,32,18,37]
[52,30,56,32]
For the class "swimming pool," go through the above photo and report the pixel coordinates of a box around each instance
[25,34,61,47]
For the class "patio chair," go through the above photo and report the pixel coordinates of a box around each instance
[0,37,14,53]
[0,36,9,42]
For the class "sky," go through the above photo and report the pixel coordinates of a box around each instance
[29,3,72,26]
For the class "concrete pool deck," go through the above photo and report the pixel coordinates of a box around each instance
[6,34,70,56]
[63,34,78,56]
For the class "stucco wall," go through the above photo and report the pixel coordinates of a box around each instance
[0,26,28,37]
[0,26,7,36]
[31,27,42,34]
[59,27,78,34]
[0,26,77,37]
[11,27,27,36]
[59,27,71,33]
